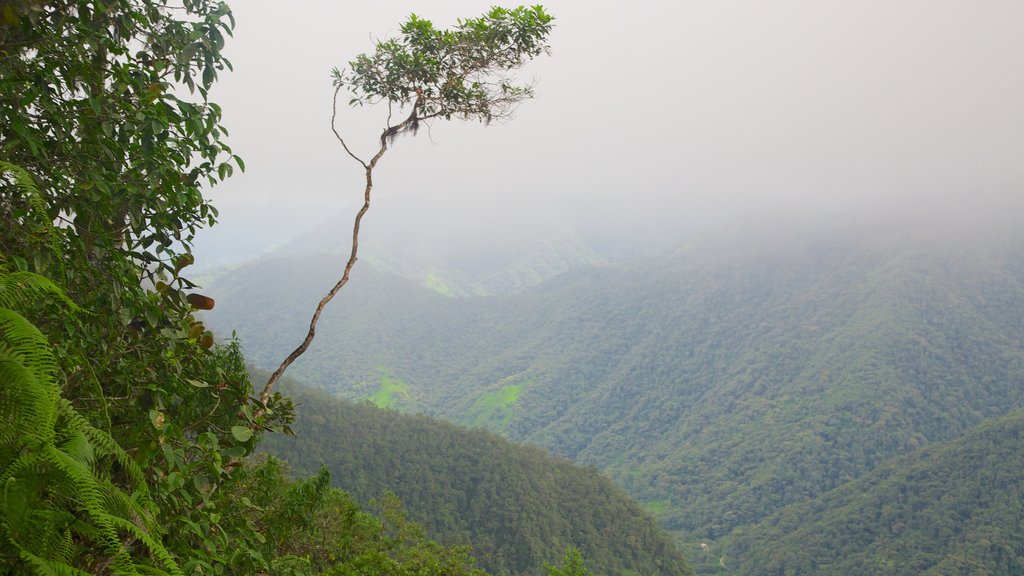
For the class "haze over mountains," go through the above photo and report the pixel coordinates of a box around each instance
[199,186,723,292]
[203,194,1024,573]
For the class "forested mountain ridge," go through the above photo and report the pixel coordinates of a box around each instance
[207,213,1024,549]
[728,409,1024,575]
[259,379,694,576]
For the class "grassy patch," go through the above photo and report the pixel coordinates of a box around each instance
[464,382,526,432]
[367,367,410,409]
[641,499,671,515]
[425,271,453,297]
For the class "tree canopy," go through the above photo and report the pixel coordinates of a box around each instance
[342,6,554,134]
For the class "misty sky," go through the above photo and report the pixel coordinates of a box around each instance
[194,0,1024,268]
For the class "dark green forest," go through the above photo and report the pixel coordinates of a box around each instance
[729,409,1024,575]
[259,378,693,576]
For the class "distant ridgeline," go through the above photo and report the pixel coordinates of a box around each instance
[210,214,1024,573]
[257,377,693,576]
[273,192,696,297]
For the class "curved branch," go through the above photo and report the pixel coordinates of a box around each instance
[331,84,368,168]
[259,91,405,409]
[257,5,552,411]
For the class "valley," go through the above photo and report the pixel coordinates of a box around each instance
[206,210,1024,573]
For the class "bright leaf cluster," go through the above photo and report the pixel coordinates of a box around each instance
[338,5,553,132]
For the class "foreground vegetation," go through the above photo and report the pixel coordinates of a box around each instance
[0,2,589,574]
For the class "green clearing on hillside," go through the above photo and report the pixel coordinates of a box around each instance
[367,367,410,409]
[464,381,527,431]
[425,271,454,297]
[641,499,671,515]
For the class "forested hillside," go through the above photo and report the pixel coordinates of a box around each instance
[728,409,1024,575]
[208,213,1024,549]
[260,379,693,576]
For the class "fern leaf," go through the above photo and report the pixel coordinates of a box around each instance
[16,546,93,576]
[0,272,81,314]
[105,514,185,576]
[0,353,57,444]
[56,398,149,496]
[0,308,59,385]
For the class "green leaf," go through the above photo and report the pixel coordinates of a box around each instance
[230,425,252,442]
[193,474,210,491]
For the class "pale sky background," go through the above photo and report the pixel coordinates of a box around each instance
[194,0,1024,269]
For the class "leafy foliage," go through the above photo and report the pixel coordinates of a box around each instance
[340,6,553,130]
[1,3,299,571]
[0,0,240,276]
[0,269,178,574]
[545,548,589,576]
[227,456,489,576]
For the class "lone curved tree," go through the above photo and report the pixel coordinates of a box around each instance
[261,6,554,402]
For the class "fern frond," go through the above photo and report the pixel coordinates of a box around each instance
[23,509,77,566]
[0,162,47,229]
[1,445,54,485]
[132,567,177,576]
[5,445,130,570]
[0,161,43,203]
[105,514,184,576]
[0,270,175,573]
[16,546,93,576]
[0,272,81,314]
[55,525,74,565]
[0,308,59,387]
[56,397,149,496]
[42,444,125,554]
[58,429,95,470]
[0,354,57,444]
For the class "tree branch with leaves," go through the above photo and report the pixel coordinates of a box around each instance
[260,5,553,404]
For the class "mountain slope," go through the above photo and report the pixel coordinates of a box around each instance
[260,380,693,576]
[208,214,1024,543]
[728,409,1024,575]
